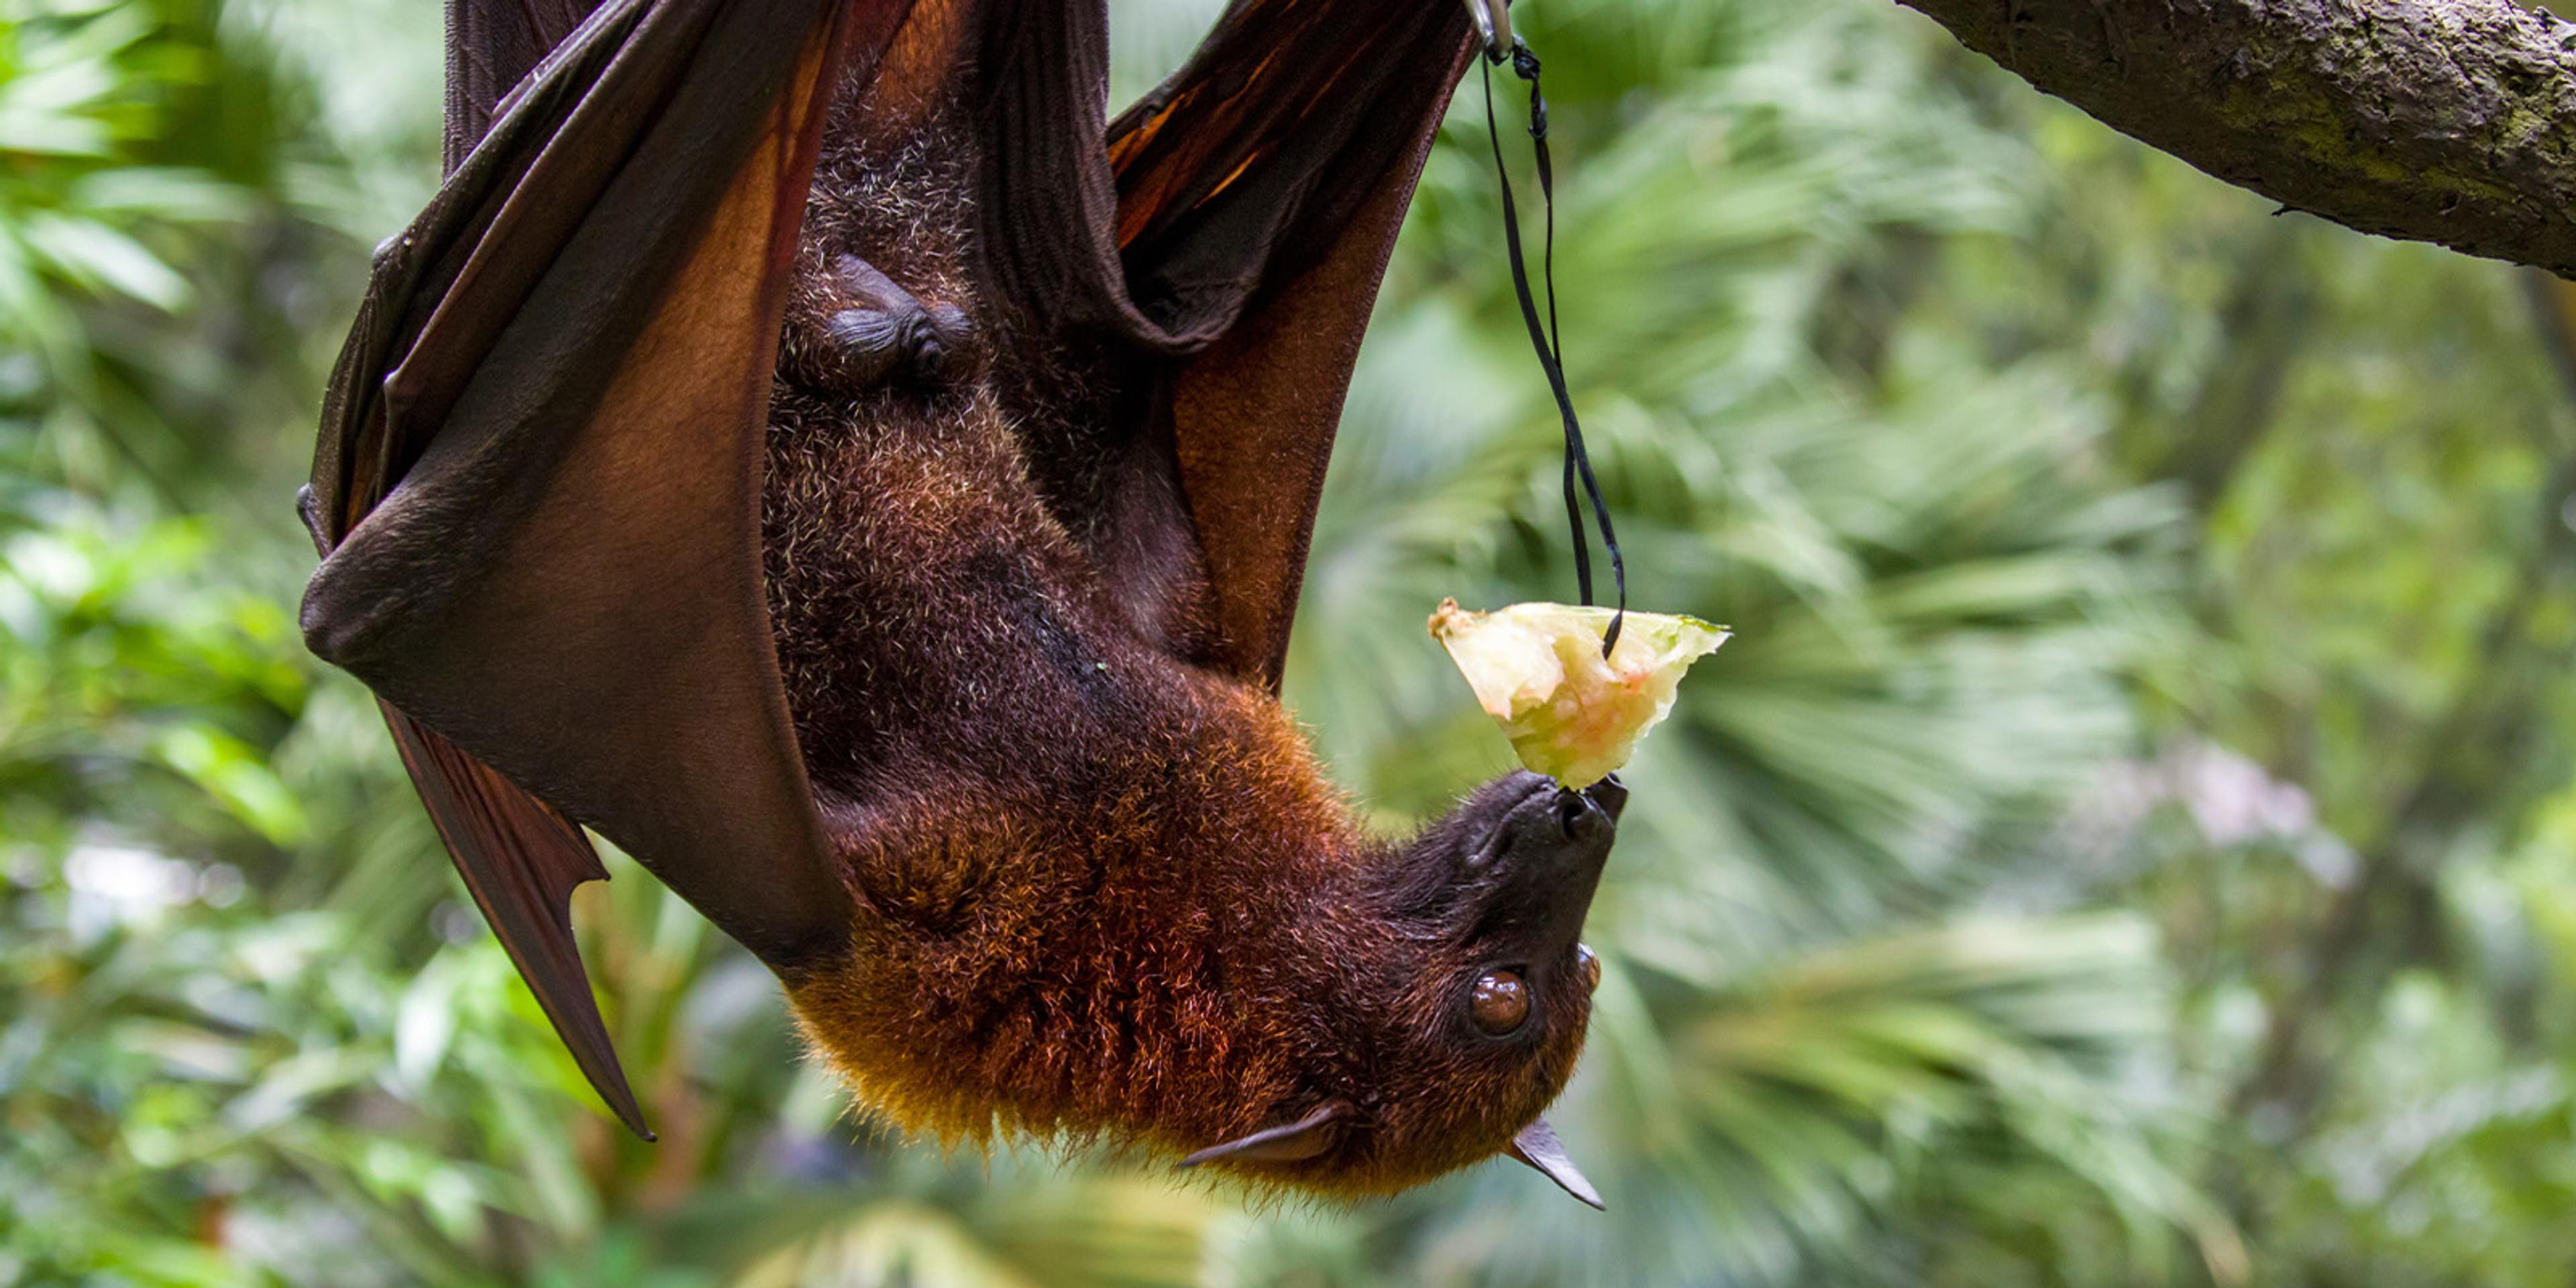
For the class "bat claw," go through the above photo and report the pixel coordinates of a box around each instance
[798,254,973,392]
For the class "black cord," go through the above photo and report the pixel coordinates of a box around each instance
[1481,42,1626,657]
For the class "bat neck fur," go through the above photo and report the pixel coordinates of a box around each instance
[784,698,1395,1158]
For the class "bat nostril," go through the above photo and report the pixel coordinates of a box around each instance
[1586,774,1628,823]
[1555,791,1600,841]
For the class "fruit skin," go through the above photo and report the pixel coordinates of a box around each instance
[1430,600,1730,789]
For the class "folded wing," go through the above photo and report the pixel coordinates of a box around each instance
[302,0,914,1134]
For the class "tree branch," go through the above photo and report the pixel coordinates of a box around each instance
[1891,0,2576,276]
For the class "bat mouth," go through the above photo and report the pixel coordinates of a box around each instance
[1551,777,1623,843]
[1472,772,1621,873]
[1381,773,1627,931]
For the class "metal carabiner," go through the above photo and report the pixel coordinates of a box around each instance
[1462,0,1515,63]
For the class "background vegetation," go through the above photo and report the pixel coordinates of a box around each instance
[7,0,2576,1283]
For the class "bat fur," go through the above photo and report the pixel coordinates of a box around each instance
[761,60,1615,1197]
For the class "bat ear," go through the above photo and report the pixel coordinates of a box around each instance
[1179,1099,1357,1168]
[1507,1118,1606,1210]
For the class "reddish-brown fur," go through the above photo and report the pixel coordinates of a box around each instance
[759,46,1595,1198]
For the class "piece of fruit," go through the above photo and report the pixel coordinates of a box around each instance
[1429,599,1729,789]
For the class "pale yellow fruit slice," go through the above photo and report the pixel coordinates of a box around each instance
[1430,599,1729,789]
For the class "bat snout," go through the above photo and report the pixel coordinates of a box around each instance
[1554,786,1611,844]
[1466,777,1617,949]
[1586,773,1628,822]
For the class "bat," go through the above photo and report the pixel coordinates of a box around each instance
[297,0,1622,1205]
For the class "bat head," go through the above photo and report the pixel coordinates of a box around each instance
[1185,771,1622,1206]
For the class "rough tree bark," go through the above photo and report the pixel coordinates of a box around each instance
[1890,0,2576,276]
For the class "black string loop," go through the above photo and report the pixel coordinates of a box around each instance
[1480,40,1626,657]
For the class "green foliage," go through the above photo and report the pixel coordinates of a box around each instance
[1281,9,2204,1277]
[9,0,2576,1283]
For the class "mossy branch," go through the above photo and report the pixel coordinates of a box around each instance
[1890,0,2576,275]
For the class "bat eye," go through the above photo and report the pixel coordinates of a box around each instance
[1576,944,1601,994]
[1470,969,1531,1035]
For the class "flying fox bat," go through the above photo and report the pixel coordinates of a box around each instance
[297,0,1621,1205]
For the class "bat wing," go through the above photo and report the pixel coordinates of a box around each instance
[977,0,1477,688]
[302,0,918,1133]
[1124,3,1472,690]
[439,0,609,170]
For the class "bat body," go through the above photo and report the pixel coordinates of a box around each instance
[301,0,1621,1202]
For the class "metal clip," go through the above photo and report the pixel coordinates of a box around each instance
[1462,0,1514,62]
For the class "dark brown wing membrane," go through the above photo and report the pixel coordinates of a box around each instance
[1114,0,1475,686]
[975,0,1475,686]
[303,0,912,1132]
[376,702,637,1134]
[441,0,612,170]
